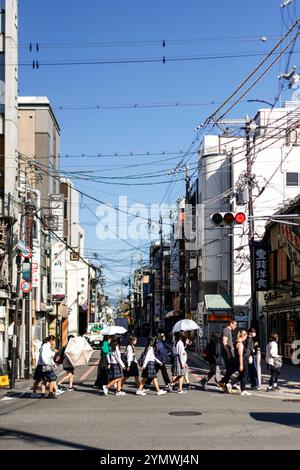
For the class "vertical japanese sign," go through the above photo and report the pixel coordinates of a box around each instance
[253,241,269,291]
[51,241,66,299]
[49,194,64,238]
[31,239,40,288]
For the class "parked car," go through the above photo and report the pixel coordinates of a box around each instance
[84,322,103,349]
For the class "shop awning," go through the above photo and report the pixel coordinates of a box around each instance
[164,310,180,318]
[204,294,232,311]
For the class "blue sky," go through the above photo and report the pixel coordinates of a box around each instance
[18,0,299,301]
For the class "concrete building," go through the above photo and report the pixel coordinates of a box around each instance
[60,178,92,338]
[0,0,18,372]
[198,102,300,345]
[18,97,61,347]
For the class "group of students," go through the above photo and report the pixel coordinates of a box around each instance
[31,334,76,399]
[94,331,191,396]
[31,323,284,399]
[201,320,283,395]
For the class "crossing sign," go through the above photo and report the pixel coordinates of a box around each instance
[21,280,32,293]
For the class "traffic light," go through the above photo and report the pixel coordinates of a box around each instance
[210,211,247,227]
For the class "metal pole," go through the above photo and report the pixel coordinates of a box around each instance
[256,347,262,388]
[185,165,191,319]
[24,203,34,379]
[10,251,22,389]
[246,121,258,333]
[159,214,163,329]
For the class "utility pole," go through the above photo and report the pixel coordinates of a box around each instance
[159,213,163,330]
[10,248,22,389]
[245,119,258,333]
[24,201,34,379]
[185,165,191,319]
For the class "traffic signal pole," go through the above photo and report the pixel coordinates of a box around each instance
[24,202,34,379]
[185,165,191,319]
[245,120,258,333]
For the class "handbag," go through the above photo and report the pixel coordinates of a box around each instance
[273,356,282,369]
[42,364,53,373]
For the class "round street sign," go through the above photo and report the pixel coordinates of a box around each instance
[21,280,32,293]
[21,246,32,259]
[81,303,88,311]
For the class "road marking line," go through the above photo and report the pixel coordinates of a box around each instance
[79,365,97,382]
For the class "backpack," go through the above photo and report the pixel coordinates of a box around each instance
[54,346,65,365]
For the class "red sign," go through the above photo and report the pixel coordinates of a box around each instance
[21,280,32,293]
[21,246,32,259]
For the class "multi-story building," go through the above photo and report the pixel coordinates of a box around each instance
[197,102,300,346]
[262,194,300,361]
[18,97,61,350]
[0,0,18,372]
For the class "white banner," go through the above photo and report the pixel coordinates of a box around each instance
[51,240,66,299]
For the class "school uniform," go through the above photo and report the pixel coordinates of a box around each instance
[172,340,187,377]
[123,344,139,377]
[108,346,125,380]
[141,346,162,380]
[36,342,57,382]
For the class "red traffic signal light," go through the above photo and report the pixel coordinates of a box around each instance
[210,212,247,226]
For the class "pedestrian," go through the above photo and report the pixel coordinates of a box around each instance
[153,333,172,390]
[171,332,188,394]
[95,335,111,389]
[266,332,282,392]
[219,319,238,392]
[199,332,222,390]
[229,330,251,396]
[38,335,58,399]
[31,337,49,398]
[58,335,75,391]
[121,335,140,389]
[246,328,259,390]
[103,336,126,396]
[137,337,167,396]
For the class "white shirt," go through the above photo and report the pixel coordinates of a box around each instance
[266,341,279,366]
[172,340,187,367]
[143,346,162,368]
[108,345,125,369]
[126,344,137,367]
[38,342,55,367]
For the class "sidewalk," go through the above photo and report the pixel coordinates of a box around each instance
[187,350,300,395]
[0,364,65,399]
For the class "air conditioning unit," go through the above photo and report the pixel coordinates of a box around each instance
[70,251,80,261]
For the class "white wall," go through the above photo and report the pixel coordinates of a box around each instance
[199,104,300,307]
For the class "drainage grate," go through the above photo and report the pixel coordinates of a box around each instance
[282,399,300,402]
[169,411,202,417]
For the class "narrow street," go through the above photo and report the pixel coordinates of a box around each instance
[1,349,300,450]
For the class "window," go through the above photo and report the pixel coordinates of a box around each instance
[286,172,299,186]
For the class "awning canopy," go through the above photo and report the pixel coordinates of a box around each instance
[164,310,180,319]
[204,294,232,311]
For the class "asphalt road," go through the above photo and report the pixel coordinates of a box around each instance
[1,349,300,450]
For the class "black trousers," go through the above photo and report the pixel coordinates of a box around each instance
[221,356,236,384]
[269,366,280,387]
[146,363,170,385]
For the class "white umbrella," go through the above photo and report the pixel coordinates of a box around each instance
[172,319,200,333]
[101,325,127,336]
[65,336,94,366]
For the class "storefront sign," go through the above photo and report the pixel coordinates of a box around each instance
[50,194,64,239]
[280,224,300,251]
[253,241,269,291]
[51,241,66,299]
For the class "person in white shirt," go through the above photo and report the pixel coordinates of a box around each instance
[103,336,126,396]
[266,333,282,391]
[121,336,140,389]
[171,332,188,393]
[37,335,58,399]
[137,337,167,396]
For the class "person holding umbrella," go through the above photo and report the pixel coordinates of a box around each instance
[171,332,188,394]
